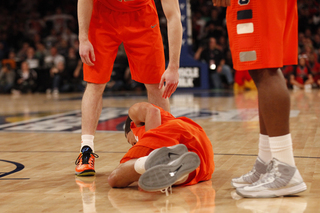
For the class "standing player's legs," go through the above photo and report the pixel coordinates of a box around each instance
[236,69,306,197]
[145,84,170,112]
[227,0,306,197]
[75,0,121,176]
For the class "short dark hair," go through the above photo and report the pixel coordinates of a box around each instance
[124,116,132,137]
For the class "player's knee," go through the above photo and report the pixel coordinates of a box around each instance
[107,172,118,188]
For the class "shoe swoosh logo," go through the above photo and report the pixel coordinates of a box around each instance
[169,165,183,177]
[151,24,157,28]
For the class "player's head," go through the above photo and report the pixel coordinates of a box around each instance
[124,116,137,146]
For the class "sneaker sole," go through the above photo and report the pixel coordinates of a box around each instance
[75,170,96,176]
[236,182,307,198]
[231,181,251,188]
[144,144,188,170]
[139,152,200,191]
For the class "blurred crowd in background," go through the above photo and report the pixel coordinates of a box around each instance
[0,0,319,94]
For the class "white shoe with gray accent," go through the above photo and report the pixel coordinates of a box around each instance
[139,152,200,194]
[145,144,188,170]
[236,158,307,198]
[231,157,268,188]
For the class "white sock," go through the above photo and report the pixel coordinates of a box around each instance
[174,174,188,185]
[134,156,148,174]
[269,134,295,166]
[258,134,272,164]
[81,135,94,152]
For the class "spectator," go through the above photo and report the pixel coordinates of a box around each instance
[34,43,47,68]
[49,61,65,95]
[303,44,318,61]
[16,42,30,61]
[194,37,233,89]
[60,47,83,92]
[62,28,78,47]
[25,47,40,70]
[57,39,69,58]
[44,29,59,48]
[44,8,74,34]
[44,46,65,69]
[204,21,224,40]
[290,55,314,90]
[2,50,17,70]
[281,65,294,88]
[308,53,320,87]
[13,61,37,94]
[0,64,15,93]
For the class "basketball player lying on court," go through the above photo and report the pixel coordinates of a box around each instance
[107,102,215,194]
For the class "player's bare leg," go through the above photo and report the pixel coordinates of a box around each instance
[249,68,290,137]
[81,83,106,136]
[145,83,170,112]
[75,82,105,176]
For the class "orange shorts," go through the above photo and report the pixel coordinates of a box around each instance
[83,0,165,84]
[226,0,298,71]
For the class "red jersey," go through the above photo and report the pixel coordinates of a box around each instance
[121,105,215,186]
[98,0,151,12]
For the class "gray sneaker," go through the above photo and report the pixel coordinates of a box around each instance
[139,152,200,194]
[231,157,268,188]
[236,158,307,198]
[145,144,188,170]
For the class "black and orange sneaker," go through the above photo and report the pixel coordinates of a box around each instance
[75,146,99,176]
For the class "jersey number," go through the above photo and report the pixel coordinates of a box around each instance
[238,0,250,5]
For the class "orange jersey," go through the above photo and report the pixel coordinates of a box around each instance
[98,0,150,12]
[121,105,215,186]
[226,0,298,71]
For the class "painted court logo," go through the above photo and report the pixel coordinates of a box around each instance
[0,107,300,132]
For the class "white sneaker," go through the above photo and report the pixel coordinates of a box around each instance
[236,158,307,198]
[139,152,200,195]
[231,157,268,188]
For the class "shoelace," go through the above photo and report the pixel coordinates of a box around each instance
[75,153,99,165]
[160,185,172,196]
[253,160,280,185]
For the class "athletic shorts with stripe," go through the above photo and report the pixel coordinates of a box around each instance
[83,0,165,84]
[226,0,298,71]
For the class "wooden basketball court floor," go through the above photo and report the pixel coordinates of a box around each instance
[0,89,319,213]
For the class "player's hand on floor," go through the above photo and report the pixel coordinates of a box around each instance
[212,0,230,7]
[79,39,95,66]
[159,68,179,99]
